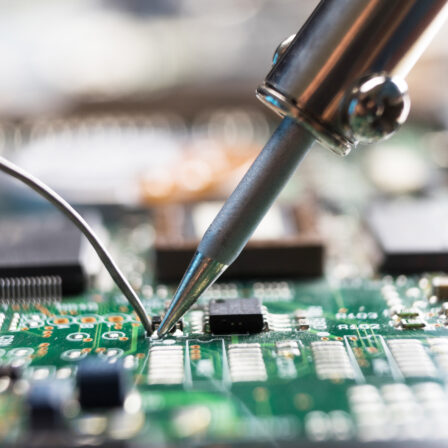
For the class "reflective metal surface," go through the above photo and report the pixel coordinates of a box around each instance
[157,251,227,337]
[258,0,448,155]
[158,118,314,336]
[343,74,410,143]
[197,118,314,264]
[272,34,295,66]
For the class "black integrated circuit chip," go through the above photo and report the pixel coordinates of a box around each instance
[154,203,324,282]
[0,212,101,296]
[368,199,448,273]
[209,297,264,335]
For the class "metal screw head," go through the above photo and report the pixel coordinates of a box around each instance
[344,74,410,143]
[272,34,295,65]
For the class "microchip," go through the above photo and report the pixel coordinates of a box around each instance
[209,298,264,335]
[0,212,102,296]
[154,203,324,282]
[367,199,448,273]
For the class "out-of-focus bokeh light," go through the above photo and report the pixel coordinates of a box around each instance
[0,0,445,206]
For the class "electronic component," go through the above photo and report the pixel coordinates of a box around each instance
[151,315,162,329]
[0,276,62,302]
[399,318,426,329]
[388,339,436,378]
[228,343,267,382]
[391,304,425,329]
[311,341,355,380]
[368,199,448,273]
[267,312,292,332]
[0,212,102,296]
[77,358,130,409]
[208,298,264,335]
[276,340,301,357]
[432,276,448,301]
[428,338,448,374]
[0,365,21,381]
[27,380,71,431]
[189,310,205,334]
[151,315,183,334]
[394,308,420,318]
[148,345,184,385]
[154,203,324,282]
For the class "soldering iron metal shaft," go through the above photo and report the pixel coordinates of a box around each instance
[157,118,314,337]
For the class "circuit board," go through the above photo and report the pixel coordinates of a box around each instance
[2,271,448,447]
[2,122,448,447]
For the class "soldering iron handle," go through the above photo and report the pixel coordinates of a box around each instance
[257,0,448,155]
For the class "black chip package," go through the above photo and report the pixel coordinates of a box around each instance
[77,358,130,409]
[154,203,324,282]
[367,199,448,273]
[209,297,264,335]
[0,211,101,295]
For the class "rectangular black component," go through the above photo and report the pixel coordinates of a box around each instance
[154,203,324,282]
[367,199,448,274]
[0,212,99,295]
[151,315,183,333]
[209,297,264,335]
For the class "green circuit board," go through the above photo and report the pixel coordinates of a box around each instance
[2,273,448,446]
[0,124,447,447]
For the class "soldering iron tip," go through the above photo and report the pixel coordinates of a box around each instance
[157,251,227,338]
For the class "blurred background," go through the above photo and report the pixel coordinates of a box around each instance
[0,0,447,214]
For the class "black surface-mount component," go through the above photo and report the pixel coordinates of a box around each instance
[367,199,448,274]
[77,357,130,410]
[432,276,448,301]
[209,297,264,335]
[151,315,162,329]
[154,203,324,282]
[27,380,71,431]
[0,211,102,297]
[152,315,183,333]
[0,364,21,381]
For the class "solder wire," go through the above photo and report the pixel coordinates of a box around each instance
[0,156,152,334]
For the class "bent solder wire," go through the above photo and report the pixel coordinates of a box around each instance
[0,156,153,335]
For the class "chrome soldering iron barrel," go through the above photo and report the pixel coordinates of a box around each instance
[257,0,448,156]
